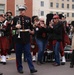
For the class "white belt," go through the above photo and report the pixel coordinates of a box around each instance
[16,29,29,32]
[19,29,29,32]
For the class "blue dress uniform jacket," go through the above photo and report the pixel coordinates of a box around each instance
[12,15,33,44]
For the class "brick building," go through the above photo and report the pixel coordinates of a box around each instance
[0,0,32,18]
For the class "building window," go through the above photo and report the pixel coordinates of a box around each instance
[0,4,5,14]
[72,4,74,9]
[67,4,69,9]
[67,13,69,17]
[41,1,44,7]
[72,0,74,2]
[56,3,59,8]
[62,3,64,8]
[50,2,53,7]
[72,13,74,17]
[41,11,44,16]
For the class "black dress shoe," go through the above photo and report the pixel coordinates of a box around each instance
[30,69,37,73]
[18,70,24,74]
[0,73,3,75]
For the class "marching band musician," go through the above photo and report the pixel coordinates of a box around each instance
[0,14,10,65]
[60,14,70,65]
[6,10,13,23]
[12,5,37,74]
[5,11,14,57]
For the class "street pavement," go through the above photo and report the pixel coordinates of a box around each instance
[0,53,74,75]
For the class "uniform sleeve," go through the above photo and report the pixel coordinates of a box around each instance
[29,18,34,30]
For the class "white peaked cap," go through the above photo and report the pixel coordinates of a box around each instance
[18,5,27,10]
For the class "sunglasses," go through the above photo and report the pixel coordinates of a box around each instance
[19,9,25,11]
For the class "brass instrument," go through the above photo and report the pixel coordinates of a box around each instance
[16,18,21,38]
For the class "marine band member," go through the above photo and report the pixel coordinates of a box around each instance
[12,5,37,74]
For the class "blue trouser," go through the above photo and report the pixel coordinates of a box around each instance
[53,41,60,64]
[35,38,48,62]
[15,43,34,71]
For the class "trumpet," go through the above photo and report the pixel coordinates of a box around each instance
[16,18,21,38]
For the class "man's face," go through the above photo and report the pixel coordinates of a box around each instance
[19,10,25,15]
[7,13,12,16]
